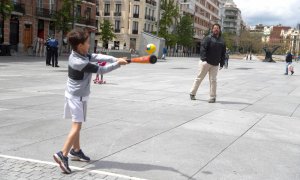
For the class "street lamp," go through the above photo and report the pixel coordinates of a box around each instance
[156,0,160,36]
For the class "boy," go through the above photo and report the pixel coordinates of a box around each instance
[53,29,128,174]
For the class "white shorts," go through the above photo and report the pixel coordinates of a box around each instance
[64,97,88,123]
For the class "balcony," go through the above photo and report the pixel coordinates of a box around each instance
[146,0,156,6]
[104,12,110,16]
[132,30,138,34]
[96,11,100,16]
[84,0,96,3]
[133,13,139,18]
[115,29,120,33]
[12,2,25,14]
[36,8,56,19]
[76,18,97,27]
[114,12,121,16]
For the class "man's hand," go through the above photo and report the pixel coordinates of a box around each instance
[117,58,128,65]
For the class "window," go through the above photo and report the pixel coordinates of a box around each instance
[104,4,110,16]
[133,21,138,30]
[132,21,138,34]
[133,5,139,15]
[49,0,56,11]
[105,4,110,13]
[76,5,81,16]
[85,7,91,19]
[115,4,121,12]
[37,0,42,8]
[115,20,120,32]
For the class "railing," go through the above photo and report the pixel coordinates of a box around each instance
[76,18,97,27]
[114,12,121,16]
[133,13,139,18]
[146,0,156,6]
[115,29,120,33]
[84,0,96,3]
[132,30,138,34]
[12,2,25,14]
[104,12,110,16]
[144,15,156,21]
[36,8,56,18]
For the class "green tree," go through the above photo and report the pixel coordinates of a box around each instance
[222,32,235,51]
[177,15,194,48]
[52,0,82,53]
[159,0,179,46]
[53,0,82,34]
[0,0,13,20]
[99,20,115,49]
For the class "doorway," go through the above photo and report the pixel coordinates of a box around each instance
[10,15,19,51]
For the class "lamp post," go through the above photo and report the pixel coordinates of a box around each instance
[156,0,160,36]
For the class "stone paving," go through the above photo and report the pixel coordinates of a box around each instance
[0,55,299,180]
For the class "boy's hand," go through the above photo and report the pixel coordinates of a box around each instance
[117,58,128,65]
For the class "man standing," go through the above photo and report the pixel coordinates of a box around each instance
[49,35,59,67]
[189,23,226,103]
[45,36,51,66]
[284,51,293,75]
[162,47,167,60]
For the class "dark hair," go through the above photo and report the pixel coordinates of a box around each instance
[211,23,222,35]
[67,29,89,50]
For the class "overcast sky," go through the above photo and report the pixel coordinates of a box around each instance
[234,0,300,27]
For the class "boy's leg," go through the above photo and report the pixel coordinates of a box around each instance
[53,122,81,174]
[62,122,82,156]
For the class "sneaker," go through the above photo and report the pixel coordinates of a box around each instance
[53,151,71,174]
[284,73,288,75]
[208,98,216,103]
[69,149,90,162]
[190,94,196,100]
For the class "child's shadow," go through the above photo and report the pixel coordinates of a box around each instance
[82,160,197,180]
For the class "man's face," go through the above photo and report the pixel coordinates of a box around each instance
[212,25,220,36]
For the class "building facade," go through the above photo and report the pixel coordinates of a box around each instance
[98,0,157,51]
[178,0,221,54]
[0,0,97,55]
[219,0,242,35]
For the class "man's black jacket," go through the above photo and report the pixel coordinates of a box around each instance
[200,34,226,67]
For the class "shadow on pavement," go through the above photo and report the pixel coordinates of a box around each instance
[87,160,197,180]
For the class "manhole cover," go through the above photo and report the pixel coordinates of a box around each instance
[235,68,252,70]
[55,70,68,72]
[171,67,189,70]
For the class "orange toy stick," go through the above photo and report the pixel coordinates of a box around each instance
[126,55,157,64]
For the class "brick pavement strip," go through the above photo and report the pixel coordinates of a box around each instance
[0,155,147,180]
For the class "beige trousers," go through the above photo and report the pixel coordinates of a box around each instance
[190,61,219,98]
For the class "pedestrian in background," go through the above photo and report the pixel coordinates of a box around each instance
[45,36,51,66]
[162,47,167,60]
[224,48,230,69]
[48,35,59,67]
[284,51,293,75]
[190,23,226,103]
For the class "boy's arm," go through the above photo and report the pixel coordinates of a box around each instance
[89,53,118,63]
[79,62,120,75]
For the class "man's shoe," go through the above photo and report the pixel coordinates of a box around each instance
[284,73,288,75]
[55,65,60,67]
[208,98,216,103]
[190,94,196,100]
[69,149,90,162]
[53,151,71,174]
